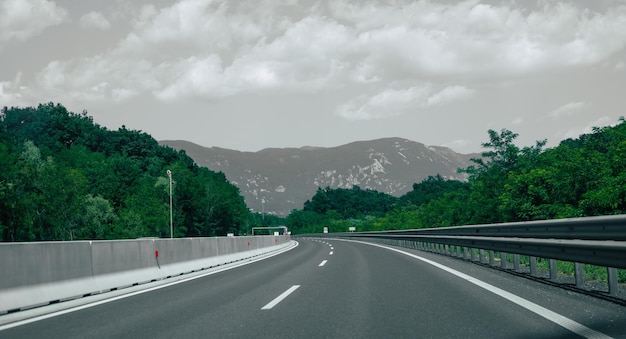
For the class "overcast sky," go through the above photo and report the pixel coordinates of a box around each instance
[1,0,626,154]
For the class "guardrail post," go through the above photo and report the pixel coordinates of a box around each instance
[514,254,521,272]
[479,249,486,264]
[471,248,477,262]
[608,268,619,297]
[463,247,469,260]
[489,250,495,266]
[575,263,585,288]
[501,252,508,269]
[530,256,538,277]
[549,259,557,281]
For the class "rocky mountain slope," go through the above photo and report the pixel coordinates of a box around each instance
[160,138,478,216]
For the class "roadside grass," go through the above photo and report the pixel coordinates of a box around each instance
[464,249,625,284]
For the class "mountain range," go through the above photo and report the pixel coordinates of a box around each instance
[160,138,479,216]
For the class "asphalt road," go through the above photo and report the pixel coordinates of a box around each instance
[2,238,625,338]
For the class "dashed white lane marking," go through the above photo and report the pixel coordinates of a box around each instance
[319,260,328,267]
[261,285,301,310]
[341,239,612,339]
[329,251,334,255]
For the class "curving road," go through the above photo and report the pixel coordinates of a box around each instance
[2,238,625,338]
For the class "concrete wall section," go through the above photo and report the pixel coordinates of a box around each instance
[91,240,156,276]
[0,236,291,314]
[0,241,93,290]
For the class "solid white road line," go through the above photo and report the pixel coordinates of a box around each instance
[342,239,612,339]
[319,260,328,267]
[0,241,299,331]
[261,285,301,310]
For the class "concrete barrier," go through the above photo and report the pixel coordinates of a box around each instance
[0,235,291,314]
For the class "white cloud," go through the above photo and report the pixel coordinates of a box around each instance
[336,86,430,121]
[222,16,353,91]
[0,72,29,107]
[0,81,20,104]
[333,1,626,77]
[155,55,229,101]
[559,116,616,141]
[426,86,474,106]
[548,102,585,119]
[111,88,138,101]
[0,0,67,42]
[337,84,474,121]
[118,0,266,58]
[79,11,111,30]
[37,60,69,89]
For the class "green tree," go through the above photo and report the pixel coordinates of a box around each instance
[75,195,117,239]
[0,103,252,241]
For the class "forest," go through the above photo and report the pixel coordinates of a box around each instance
[0,103,254,241]
[286,118,626,234]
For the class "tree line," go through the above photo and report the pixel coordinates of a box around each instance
[0,103,252,241]
[286,118,626,234]
[4,103,625,242]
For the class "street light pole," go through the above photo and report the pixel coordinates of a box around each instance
[167,169,173,238]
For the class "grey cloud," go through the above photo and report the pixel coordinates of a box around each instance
[548,102,585,119]
[4,0,626,155]
[79,11,111,30]
[336,84,474,121]
[24,0,626,104]
[0,0,68,42]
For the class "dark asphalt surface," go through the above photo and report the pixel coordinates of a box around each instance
[2,238,625,338]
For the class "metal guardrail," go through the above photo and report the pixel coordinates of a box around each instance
[306,214,626,298]
[350,214,626,240]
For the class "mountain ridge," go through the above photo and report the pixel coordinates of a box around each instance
[160,138,479,216]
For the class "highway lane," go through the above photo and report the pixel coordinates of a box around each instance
[2,238,625,338]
